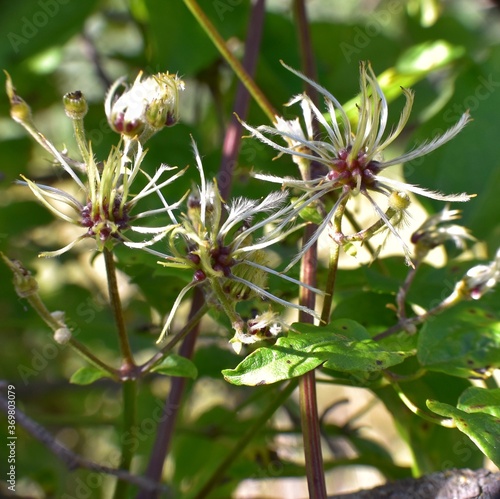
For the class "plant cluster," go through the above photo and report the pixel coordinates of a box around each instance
[2,1,500,498]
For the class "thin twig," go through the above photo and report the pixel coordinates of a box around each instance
[373,287,463,341]
[0,388,169,495]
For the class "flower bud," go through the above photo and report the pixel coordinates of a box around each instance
[63,90,88,119]
[388,191,411,211]
[230,310,288,353]
[4,70,32,123]
[458,263,498,300]
[54,327,72,344]
[105,71,184,140]
[51,310,66,323]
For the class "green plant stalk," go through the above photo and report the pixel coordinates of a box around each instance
[1,253,117,377]
[71,116,91,166]
[182,0,276,122]
[373,286,464,341]
[103,248,135,369]
[193,381,297,499]
[112,379,138,499]
[209,276,244,330]
[102,249,138,498]
[392,382,455,428]
[320,196,348,325]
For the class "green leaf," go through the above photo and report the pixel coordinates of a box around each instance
[222,320,412,386]
[458,387,500,418]
[417,303,500,378]
[427,400,500,467]
[375,373,484,475]
[151,354,198,379]
[343,40,465,123]
[70,366,112,385]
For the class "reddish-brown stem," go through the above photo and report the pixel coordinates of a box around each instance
[294,0,327,496]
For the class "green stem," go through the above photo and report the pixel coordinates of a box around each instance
[72,117,91,166]
[320,245,340,325]
[193,381,297,499]
[392,382,455,427]
[373,287,464,341]
[102,249,138,498]
[103,248,135,369]
[1,253,118,377]
[182,0,276,122]
[209,276,244,330]
[320,196,347,325]
[112,379,138,499]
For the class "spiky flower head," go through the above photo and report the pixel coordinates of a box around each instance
[241,61,472,266]
[105,71,185,144]
[5,72,184,257]
[147,140,323,343]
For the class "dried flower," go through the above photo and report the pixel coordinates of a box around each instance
[241,61,472,266]
[230,310,289,354]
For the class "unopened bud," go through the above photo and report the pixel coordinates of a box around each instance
[105,71,184,140]
[230,310,287,352]
[63,90,88,119]
[54,327,72,344]
[4,70,32,123]
[388,191,411,211]
[51,310,66,324]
